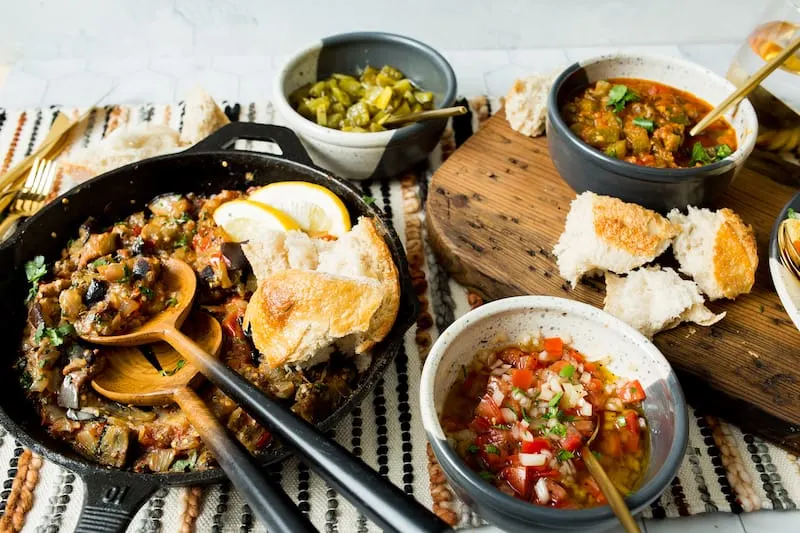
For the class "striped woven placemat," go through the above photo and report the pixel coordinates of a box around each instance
[0,97,797,533]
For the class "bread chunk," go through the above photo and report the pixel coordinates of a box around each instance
[554,192,677,286]
[505,74,555,137]
[667,206,758,300]
[604,267,725,338]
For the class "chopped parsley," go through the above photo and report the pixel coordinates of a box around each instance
[522,408,533,424]
[118,265,132,283]
[160,359,186,377]
[606,84,639,113]
[19,371,32,389]
[617,416,627,428]
[24,256,48,302]
[688,142,733,166]
[542,407,562,420]
[467,444,480,454]
[35,323,75,347]
[559,364,575,379]
[91,257,109,269]
[604,147,617,158]
[171,451,198,472]
[361,195,376,206]
[140,287,154,300]
[788,208,799,220]
[174,213,192,224]
[548,391,563,408]
[484,444,499,455]
[478,471,494,481]
[165,297,178,307]
[632,117,654,132]
[549,423,567,437]
[557,449,575,462]
[511,386,526,396]
[173,234,189,249]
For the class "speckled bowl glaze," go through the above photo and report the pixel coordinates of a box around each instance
[275,32,457,180]
[769,192,800,331]
[547,53,758,212]
[420,296,688,533]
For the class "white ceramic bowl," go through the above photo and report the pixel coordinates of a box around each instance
[274,32,457,180]
[420,296,688,532]
[770,192,800,331]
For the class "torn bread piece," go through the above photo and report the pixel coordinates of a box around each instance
[667,206,758,300]
[180,86,230,145]
[241,229,326,281]
[244,270,384,369]
[505,72,556,137]
[317,217,400,353]
[604,267,725,338]
[554,192,677,286]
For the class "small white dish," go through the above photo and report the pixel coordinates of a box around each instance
[769,192,800,331]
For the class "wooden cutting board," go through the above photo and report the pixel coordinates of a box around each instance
[427,112,800,453]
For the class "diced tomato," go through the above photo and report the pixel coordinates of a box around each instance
[583,361,597,373]
[192,231,214,253]
[511,369,534,389]
[586,378,603,392]
[469,416,491,434]
[545,479,570,507]
[500,465,530,499]
[567,349,585,363]
[524,356,539,371]
[132,225,142,236]
[596,430,623,458]
[476,433,509,470]
[618,380,646,403]
[221,305,245,339]
[548,360,572,375]
[619,411,642,452]
[521,437,551,454]
[562,427,584,453]
[497,347,526,366]
[543,337,563,356]
[475,395,503,421]
[581,476,607,504]
[527,466,561,479]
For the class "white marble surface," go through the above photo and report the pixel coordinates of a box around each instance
[1,33,799,533]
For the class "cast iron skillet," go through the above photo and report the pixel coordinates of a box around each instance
[0,123,421,532]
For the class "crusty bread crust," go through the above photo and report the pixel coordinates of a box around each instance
[244,270,383,369]
[593,195,677,258]
[713,208,758,299]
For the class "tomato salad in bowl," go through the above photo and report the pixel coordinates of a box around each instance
[441,336,648,509]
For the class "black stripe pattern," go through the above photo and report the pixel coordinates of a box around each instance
[0,441,24,516]
[211,482,231,533]
[37,470,76,533]
[744,433,797,510]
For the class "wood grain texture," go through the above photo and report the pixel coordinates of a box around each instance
[427,112,800,452]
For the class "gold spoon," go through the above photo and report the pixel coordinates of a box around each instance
[90,311,316,532]
[581,417,640,533]
[690,36,800,137]
[382,106,467,129]
[79,257,452,533]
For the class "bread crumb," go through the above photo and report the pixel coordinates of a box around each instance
[504,70,560,137]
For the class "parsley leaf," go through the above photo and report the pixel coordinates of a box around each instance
[165,297,178,307]
[91,258,109,269]
[557,449,575,462]
[478,471,494,481]
[632,117,654,132]
[592,450,603,459]
[117,265,132,284]
[548,391,563,408]
[689,142,733,166]
[160,359,186,377]
[361,195,376,206]
[549,423,567,437]
[617,416,627,428]
[140,287,154,300]
[173,234,189,249]
[559,364,575,379]
[33,323,45,344]
[716,144,733,159]
[25,256,48,302]
[170,451,198,472]
[788,208,800,220]
[511,386,526,397]
[491,424,511,430]
[36,323,75,347]
[467,444,480,454]
[484,444,499,455]
[606,84,639,113]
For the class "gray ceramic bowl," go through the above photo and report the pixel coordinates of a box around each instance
[769,192,800,331]
[547,53,758,212]
[420,296,688,533]
[275,32,457,180]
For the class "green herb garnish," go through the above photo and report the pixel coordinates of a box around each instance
[549,423,567,437]
[632,117,654,132]
[24,256,48,302]
[788,208,800,220]
[173,234,189,249]
[559,365,575,379]
[715,144,733,159]
[606,84,639,113]
[160,359,186,377]
[174,213,192,224]
[617,416,627,428]
[171,451,198,472]
[689,142,733,166]
[140,287,154,300]
[592,451,602,459]
[557,449,575,462]
[512,386,526,396]
[484,444,499,455]
[491,423,511,430]
[91,258,110,269]
[165,297,178,307]
[19,371,32,389]
[35,323,75,347]
[118,265,132,283]
[478,471,494,481]
[522,408,533,424]
[548,392,563,407]
[604,147,617,158]
[361,195,376,206]
[467,444,480,454]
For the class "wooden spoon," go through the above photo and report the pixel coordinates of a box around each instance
[581,417,640,533]
[382,106,467,129]
[91,312,317,533]
[80,258,450,533]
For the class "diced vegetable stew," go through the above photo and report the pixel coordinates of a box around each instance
[561,78,737,168]
[289,65,435,132]
[440,336,649,509]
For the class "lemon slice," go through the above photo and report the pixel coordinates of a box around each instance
[248,182,351,237]
[213,199,300,241]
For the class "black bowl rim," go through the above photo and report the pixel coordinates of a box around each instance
[275,30,458,143]
[547,59,742,183]
[424,298,689,525]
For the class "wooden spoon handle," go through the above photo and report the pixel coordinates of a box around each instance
[581,446,640,533]
[162,326,451,533]
[172,386,317,533]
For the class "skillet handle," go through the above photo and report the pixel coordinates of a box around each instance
[162,327,452,533]
[187,122,313,166]
[74,473,156,533]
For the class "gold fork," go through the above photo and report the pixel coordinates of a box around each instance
[0,158,58,240]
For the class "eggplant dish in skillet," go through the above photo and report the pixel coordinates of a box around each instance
[17,188,399,472]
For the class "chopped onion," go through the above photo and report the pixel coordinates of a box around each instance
[522,430,534,442]
[579,402,593,417]
[538,350,550,361]
[492,389,505,407]
[605,397,624,412]
[511,424,520,440]
[58,375,80,410]
[580,372,591,384]
[501,407,517,424]
[534,478,550,504]
[520,453,548,467]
